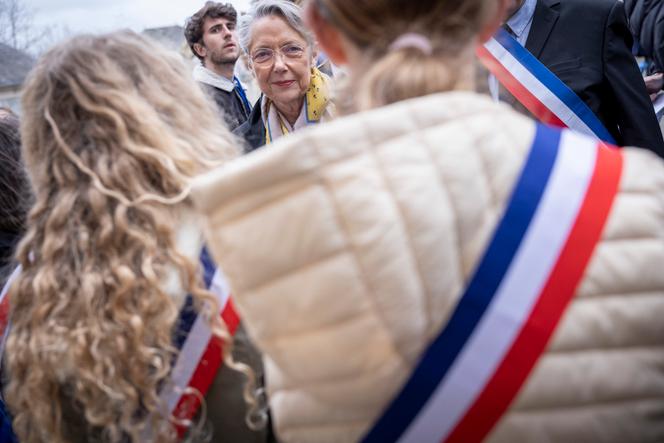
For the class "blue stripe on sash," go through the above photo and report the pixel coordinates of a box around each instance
[172,248,216,351]
[200,247,217,289]
[361,125,561,443]
[0,399,16,443]
[494,29,616,145]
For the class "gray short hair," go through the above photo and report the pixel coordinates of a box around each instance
[238,0,314,53]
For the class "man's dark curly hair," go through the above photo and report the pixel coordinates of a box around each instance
[184,2,238,61]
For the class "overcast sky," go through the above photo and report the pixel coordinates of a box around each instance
[25,0,252,37]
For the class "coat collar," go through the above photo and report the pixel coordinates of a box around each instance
[525,0,560,58]
[193,65,236,92]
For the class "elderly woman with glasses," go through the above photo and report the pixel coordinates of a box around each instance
[234,0,334,151]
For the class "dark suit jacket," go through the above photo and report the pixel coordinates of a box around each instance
[525,0,664,156]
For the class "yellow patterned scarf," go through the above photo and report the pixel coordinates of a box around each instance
[264,67,332,145]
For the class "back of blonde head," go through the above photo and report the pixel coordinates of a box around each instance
[313,0,497,110]
[5,31,242,442]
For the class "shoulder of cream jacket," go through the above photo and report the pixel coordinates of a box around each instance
[191,92,664,443]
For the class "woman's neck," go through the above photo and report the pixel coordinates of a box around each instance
[274,97,305,126]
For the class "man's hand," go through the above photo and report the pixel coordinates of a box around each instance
[645,73,664,95]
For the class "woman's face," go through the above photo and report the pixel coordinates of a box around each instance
[248,15,314,111]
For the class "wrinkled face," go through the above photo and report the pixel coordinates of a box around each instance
[197,16,240,66]
[248,15,314,109]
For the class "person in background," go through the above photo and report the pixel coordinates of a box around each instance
[624,0,663,97]
[185,2,252,131]
[234,0,334,152]
[490,0,664,157]
[2,31,271,443]
[645,73,663,96]
[190,0,664,442]
[623,0,664,139]
[0,111,31,288]
[0,107,15,119]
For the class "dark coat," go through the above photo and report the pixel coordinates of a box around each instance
[200,82,251,132]
[0,399,16,443]
[233,98,266,153]
[624,0,664,72]
[524,0,664,156]
[198,324,275,443]
[56,325,274,443]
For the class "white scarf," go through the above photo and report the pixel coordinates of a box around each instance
[193,65,235,92]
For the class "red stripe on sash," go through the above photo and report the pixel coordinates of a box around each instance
[0,298,9,338]
[476,46,565,128]
[444,145,622,443]
[173,298,241,437]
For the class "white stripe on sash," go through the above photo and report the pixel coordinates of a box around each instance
[0,266,21,303]
[161,269,231,413]
[398,131,597,442]
[483,38,598,140]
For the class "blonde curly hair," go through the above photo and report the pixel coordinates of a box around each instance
[4,31,253,442]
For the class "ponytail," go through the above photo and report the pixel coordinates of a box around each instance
[353,46,463,111]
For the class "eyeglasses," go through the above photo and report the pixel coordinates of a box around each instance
[250,44,306,65]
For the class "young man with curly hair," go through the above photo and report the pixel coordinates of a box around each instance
[185,2,253,130]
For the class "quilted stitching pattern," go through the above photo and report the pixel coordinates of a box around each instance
[192,92,664,443]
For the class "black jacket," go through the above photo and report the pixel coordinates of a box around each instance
[624,0,664,72]
[523,0,664,157]
[0,230,20,288]
[233,97,266,153]
[200,83,251,132]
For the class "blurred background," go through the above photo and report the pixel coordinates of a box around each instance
[0,0,258,113]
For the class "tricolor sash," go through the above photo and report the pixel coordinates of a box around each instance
[478,28,617,144]
[161,248,240,437]
[0,250,239,440]
[362,125,622,443]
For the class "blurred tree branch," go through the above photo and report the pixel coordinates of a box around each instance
[0,0,68,54]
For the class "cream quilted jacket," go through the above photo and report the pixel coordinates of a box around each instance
[191,92,664,443]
